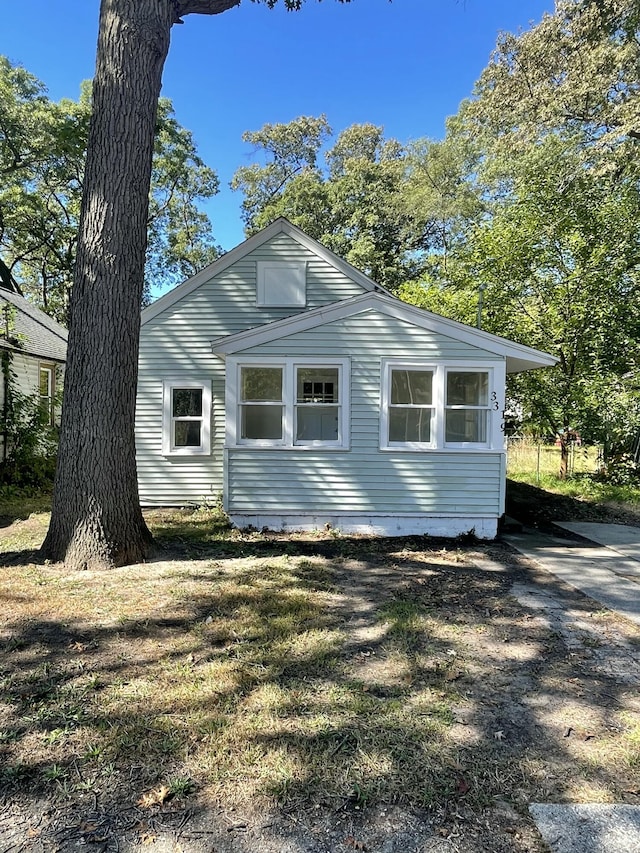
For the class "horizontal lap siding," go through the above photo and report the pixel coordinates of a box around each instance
[227,453,503,514]
[226,313,504,518]
[137,233,366,505]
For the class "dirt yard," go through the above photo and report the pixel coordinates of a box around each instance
[0,486,639,851]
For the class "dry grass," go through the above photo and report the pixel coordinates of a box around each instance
[1,503,639,825]
[506,438,599,481]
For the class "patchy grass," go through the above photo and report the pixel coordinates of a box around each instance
[1,497,639,853]
[506,439,640,514]
[1,511,639,825]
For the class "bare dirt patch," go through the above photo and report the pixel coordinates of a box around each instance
[0,509,639,851]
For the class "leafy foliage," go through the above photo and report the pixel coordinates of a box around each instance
[0,351,59,486]
[0,57,220,321]
[232,118,438,290]
[397,1,640,456]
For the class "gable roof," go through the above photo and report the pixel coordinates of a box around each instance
[140,217,391,326]
[0,288,68,362]
[211,291,557,374]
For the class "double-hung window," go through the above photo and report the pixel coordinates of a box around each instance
[231,359,348,449]
[295,366,340,444]
[239,366,284,442]
[387,367,435,446]
[163,380,211,455]
[382,362,497,451]
[445,370,490,446]
[39,363,56,426]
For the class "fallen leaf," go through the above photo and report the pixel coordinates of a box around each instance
[140,832,157,845]
[456,775,470,795]
[493,730,505,741]
[345,836,367,851]
[137,784,172,808]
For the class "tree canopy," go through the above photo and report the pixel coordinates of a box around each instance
[0,56,220,322]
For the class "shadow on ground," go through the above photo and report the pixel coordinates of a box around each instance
[0,531,639,851]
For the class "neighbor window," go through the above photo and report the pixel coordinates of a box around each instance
[382,362,496,451]
[39,363,55,425]
[163,381,211,455]
[230,359,349,449]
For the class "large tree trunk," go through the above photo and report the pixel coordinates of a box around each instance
[41,0,175,569]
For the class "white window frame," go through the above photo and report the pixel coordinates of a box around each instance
[38,362,56,426]
[444,367,492,449]
[381,360,504,452]
[162,379,212,456]
[227,357,350,450]
[256,261,307,307]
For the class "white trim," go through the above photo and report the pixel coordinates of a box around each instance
[162,379,212,456]
[380,360,504,452]
[226,356,350,450]
[38,362,56,426]
[141,217,389,326]
[228,512,498,539]
[211,291,556,374]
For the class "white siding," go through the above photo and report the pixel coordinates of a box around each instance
[137,233,367,505]
[225,312,506,523]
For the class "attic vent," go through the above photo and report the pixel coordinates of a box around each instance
[256,261,306,307]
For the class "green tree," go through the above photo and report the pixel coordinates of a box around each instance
[233,118,429,290]
[466,0,640,160]
[42,0,353,571]
[0,57,220,322]
[399,1,640,472]
[425,132,640,468]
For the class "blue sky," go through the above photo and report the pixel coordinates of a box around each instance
[4,0,551,251]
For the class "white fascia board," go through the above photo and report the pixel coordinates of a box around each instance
[211,291,557,372]
[141,217,386,326]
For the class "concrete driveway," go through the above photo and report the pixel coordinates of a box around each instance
[503,522,640,627]
[503,521,640,853]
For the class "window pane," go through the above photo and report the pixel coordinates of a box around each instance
[241,367,282,402]
[297,368,339,403]
[446,372,488,406]
[174,421,202,447]
[172,388,202,417]
[445,410,487,443]
[39,367,52,397]
[391,370,433,405]
[389,407,432,442]
[296,406,339,441]
[241,404,283,440]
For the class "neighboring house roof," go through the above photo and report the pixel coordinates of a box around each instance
[0,288,68,362]
[211,291,557,374]
[141,217,392,326]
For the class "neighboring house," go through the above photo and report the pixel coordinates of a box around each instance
[0,288,67,460]
[137,218,555,538]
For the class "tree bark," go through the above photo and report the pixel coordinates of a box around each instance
[40,0,332,569]
[41,0,176,569]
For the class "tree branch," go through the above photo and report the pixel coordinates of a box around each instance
[173,0,240,20]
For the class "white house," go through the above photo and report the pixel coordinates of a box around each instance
[136,218,555,538]
[0,288,67,461]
